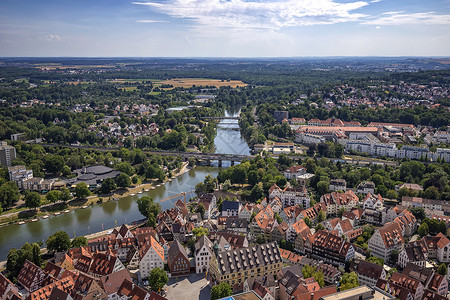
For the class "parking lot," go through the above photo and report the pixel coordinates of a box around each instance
[166,273,211,300]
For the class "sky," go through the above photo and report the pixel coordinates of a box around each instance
[0,0,449,57]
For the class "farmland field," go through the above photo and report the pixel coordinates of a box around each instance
[111,78,247,88]
[156,78,247,88]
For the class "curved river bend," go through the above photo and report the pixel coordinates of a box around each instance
[0,107,250,259]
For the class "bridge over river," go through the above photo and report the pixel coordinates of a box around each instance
[40,144,255,166]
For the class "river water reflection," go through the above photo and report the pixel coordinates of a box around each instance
[0,107,250,259]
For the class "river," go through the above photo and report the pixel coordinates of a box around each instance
[0,106,250,259]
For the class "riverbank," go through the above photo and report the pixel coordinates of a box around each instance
[0,162,191,227]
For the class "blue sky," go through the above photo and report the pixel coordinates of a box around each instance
[0,0,449,57]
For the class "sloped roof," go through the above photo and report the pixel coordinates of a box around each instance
[168,240,188,263]
[100,269,131,296]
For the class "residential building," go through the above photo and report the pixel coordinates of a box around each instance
[8,165,33,189]
[436,233,450,263]
[306,230,355,268]
[320,190,358,216]
[195,235,213,274]
[0,273,18,300]
[117,279,167,300]
[138,236,164,279]
[356,181,375,195]
[283,165,306,180]
[0,142,16,167]
[222,201,240,217]
[209,242,283,288]
[22,177,54,192]
[215,231,249,249]
[100,269,131,300]
[269,185,310,209]
[329,179,346,192]
[402,263,448,296]
[286,219,311,243]
[88,252,125,278]
[398,246,426,268]
[238,205,252,220]
[352,260,387,287]
[243,276,276,300]
[395,183,423,193]
[197,194,216,219]
[368,222,404,261]
[167,240,189,276]
[17,260,46,292]
[270,222,289,244]
[363,193,383,210]
[316,263,341,284]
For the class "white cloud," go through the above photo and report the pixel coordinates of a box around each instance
[38,33,61,41]
[370,0,382,3]
[132,0,370,30]
[136,19,167,23]
[363,11,450,25]
[375,26,381,29]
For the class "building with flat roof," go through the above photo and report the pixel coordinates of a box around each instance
[320,285,395,300]
[0,141,16,167]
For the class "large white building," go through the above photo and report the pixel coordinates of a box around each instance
[269,185,310,209]
[194,235,213,273]
[368,222,404,261]
[8,165,33,189]
[138,236,165,279]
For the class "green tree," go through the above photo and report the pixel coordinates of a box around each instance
[409,207,426,222]
[390,250,399,263]
[250,183,264,202]
[318,210,326,222]
[366,256,384,266]
[437,263,447,276]
[148,267,169,292]
[386,190,398,199]
[59,187,72,201]
[75,182,90,199]
[211,282,232,300]
[274,212,283,224]
[46,231,71,253]
[116,173,131,188]
[302,265,325,287]
[424,186,440,199]
[339,272,359,291]
[44,155,65,174]
[256,234,267,244]
[316,181,329,196]
[337,207,346,218]
[100,178,116,194]
[418,223,429,237]
[46,190,60,203]
[196,203,206,219]
[0,181,20,208]
[71,236,88,248]
[25,192,41,209]
[137,196,153,217]
[7,242,42,279]
[62,165,72,177]
[192,227,209,237]
[303,216,312,228]
[315,223,325,231]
